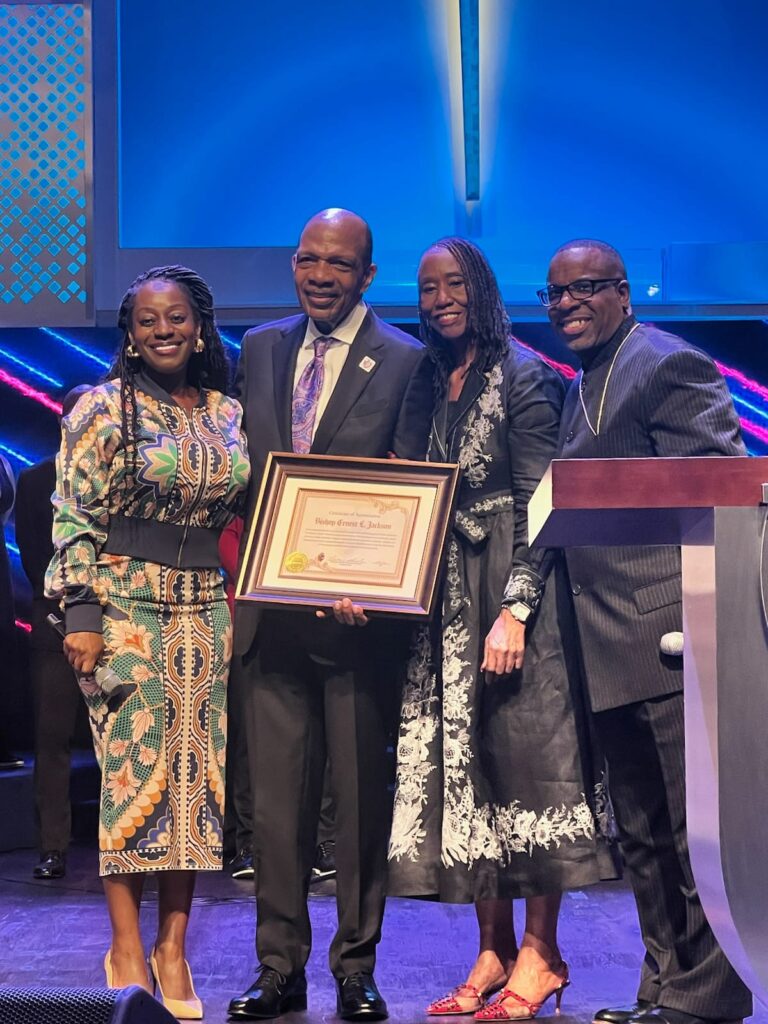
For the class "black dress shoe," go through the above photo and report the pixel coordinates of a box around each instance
[228,847,255,880]
[336,973,388,1021]
[310,840,336,883]
[228,966,307,1019]
[626,1008,742,1024]
[33,850,66,879]
[594,1002,656,1024]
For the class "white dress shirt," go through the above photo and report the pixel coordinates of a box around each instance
[293,300,369,441]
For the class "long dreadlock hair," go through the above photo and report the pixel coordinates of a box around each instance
[417,237,511,406]
[107,265,231,504]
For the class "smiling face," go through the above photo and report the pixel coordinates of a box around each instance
[546,246,630,353]
[129,280,199,380]
[417,246,470,343]
[292,212,376,333]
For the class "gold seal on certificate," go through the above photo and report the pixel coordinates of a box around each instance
[236,453,459,617]
[283,551,310,574]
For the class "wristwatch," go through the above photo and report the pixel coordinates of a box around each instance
[502,601,532,623]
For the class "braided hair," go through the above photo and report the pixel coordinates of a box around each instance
[417,237,510,405]
[107,265,231,505]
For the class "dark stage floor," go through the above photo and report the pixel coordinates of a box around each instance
[0,845,764,1024]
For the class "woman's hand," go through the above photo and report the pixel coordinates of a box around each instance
[63,631,105,676]
[316,597,369,627]
[481,609,525,680]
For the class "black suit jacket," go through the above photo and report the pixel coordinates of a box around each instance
[233,307,432,655]
[15,458,62,652]
[556,320,745,712]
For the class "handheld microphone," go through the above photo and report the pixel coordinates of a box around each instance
[47,613,126,697]
[660,631,684,657]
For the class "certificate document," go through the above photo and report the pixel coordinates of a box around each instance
[237,454,459,617]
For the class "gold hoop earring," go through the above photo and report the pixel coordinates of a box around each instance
[126,341,139,358]
[194,337,205,353]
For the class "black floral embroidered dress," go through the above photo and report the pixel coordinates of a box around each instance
[388,342,608,901]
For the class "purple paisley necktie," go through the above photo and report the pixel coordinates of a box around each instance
[291,337,331,454]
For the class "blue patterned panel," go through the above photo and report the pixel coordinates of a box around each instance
[0,3,91,325]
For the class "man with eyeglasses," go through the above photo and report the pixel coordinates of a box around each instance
[539,240,751,1024]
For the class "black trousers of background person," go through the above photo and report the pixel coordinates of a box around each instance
[595,693,752,1020]
[242,611,396,980]
[30,599,89,851]
[224,653,253,856]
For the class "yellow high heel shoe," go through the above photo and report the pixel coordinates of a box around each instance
[148,947,203,1020]
[104,950,115,989]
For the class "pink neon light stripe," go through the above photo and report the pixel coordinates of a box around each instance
[716,361,768,404]
[15,619,32,633]
[0,368,62,414]
[739,417,768,445]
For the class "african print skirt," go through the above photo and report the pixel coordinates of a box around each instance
[84,555,230,875]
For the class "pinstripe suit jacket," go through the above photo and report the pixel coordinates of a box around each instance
[556,318,745,712]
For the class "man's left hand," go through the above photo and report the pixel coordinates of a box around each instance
[481,608,525,680]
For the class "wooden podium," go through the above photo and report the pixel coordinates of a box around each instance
[529,456,768,1006]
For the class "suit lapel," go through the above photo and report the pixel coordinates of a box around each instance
[310,310,384,454]
[272,318,307,451]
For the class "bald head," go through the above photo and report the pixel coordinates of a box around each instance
[292,208,377,333]
[299,208,373,268]
[551,238,626,279]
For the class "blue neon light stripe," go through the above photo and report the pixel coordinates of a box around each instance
[5,538,20,558]
[41,328,111,370]
[0,443,34,467]
[0,347,63,388]
[730,391,768,425]
[220,331,241,351]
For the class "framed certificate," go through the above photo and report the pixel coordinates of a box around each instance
[236,453,460,617]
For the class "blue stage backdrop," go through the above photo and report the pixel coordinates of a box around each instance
[116,0,768,305]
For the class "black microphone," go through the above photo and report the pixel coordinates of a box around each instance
[47,613,126,697]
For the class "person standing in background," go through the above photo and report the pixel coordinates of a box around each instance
[0,452,23,771]
[16,384,92,879]
[219,515,254,880]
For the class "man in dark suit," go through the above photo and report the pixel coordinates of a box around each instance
[541,239,751,1024]
[0,453,23,771]
[229,209,431,1021]
[15,385,92,879]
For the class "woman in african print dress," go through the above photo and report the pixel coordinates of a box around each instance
[388,239,613,1021]
[46,266,249,1018]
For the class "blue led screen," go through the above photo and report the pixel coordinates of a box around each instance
[118,1,455,254]
[117,0,768,304]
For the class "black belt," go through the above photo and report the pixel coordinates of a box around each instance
[102,515,222,569]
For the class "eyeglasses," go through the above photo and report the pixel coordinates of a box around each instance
[536,278,623,307]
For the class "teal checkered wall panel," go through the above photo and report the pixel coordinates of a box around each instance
[0,3,91,325]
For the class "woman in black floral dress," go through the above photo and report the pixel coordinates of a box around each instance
[388,239,610,1020]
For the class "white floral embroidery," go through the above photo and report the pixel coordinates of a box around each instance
[389,628,439,862]
[503,570,542,610]
[388,607,595,869]
[458,365,504,488]
[455,511,485,542]
[469,494,513,515]
[444,536,464,613]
